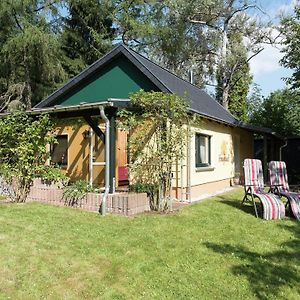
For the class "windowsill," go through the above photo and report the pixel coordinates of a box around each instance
[196,166,215,172]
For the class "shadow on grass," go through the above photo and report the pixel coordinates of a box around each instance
[204,223,300,299]
[216,194,262,218]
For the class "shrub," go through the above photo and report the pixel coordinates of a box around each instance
[129,182,159,211]
[0,112,63,202]
[63,180,94,207]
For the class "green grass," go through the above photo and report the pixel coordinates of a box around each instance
[0,188,299,299]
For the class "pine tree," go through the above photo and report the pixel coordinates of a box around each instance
[61,0,115,77]
[0,0,66,109]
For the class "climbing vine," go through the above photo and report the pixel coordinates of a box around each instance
[118,90,188,211]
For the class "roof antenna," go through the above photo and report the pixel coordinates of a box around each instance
[188,69,194,84]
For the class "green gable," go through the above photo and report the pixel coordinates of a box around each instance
[54,55,159,106]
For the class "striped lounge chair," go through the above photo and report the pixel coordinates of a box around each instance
[242,159,285,220]
[269,161,300,221]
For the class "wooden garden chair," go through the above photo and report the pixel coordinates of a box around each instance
[268,161,300,221]
[242,159,285,220]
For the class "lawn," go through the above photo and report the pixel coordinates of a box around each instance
[0,188,299,299]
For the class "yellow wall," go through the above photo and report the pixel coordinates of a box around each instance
[173,119,253,200]
[191,120,253,185]
[53,122,105,187]
[53,118,254,197]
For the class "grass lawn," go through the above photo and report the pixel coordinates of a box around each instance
[0,188,299,299]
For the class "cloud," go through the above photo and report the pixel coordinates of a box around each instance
[248,27,285,76]
[277,0,299,13]
[263,0,298,20]
[249,44,284,76]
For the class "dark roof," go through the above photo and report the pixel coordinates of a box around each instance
[34,44,278,136]
[126,46,241,126]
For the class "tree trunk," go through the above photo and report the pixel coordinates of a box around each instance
[222,84,230,110]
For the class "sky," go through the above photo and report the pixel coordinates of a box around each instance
[249,0,298,96]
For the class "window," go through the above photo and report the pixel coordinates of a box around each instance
[195,133,211,168]
[50,135,68,168]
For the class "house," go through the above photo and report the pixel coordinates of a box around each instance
[33,44,282,202]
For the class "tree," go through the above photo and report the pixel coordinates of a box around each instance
[118,91,188,211]
[0,112,65,202]
[280,4,300,89]
[250,89,300,137]
[61,0,115,77]
[217,32,253,121]
[115,0,272,110]
[0,0,66,109]
[247,83,263,120]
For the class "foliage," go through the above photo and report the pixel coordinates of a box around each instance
[61,0,115,77]
[216,32,253,121]
[247,83,264,120]
[118,90,188,211]
[0,189,299,298]
[129,182,159,210]
[0,0,66,108]
[63,180,94,207]
[35,165,69,186]
[117,0,270,108]
[250,88,300,137]
[280,4,300,89]
[0,112,63,202]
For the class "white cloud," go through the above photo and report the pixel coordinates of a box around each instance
[249,44,283,76]
[263,0,298,21]
[277,0,299,13]
[249,27,285,76]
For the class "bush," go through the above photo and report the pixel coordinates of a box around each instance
[0,112,62,202]
[35,165,69,187]
[63,180,94,207]
[129,182,159,210]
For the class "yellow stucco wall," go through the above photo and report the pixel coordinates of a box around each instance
[191,120,253,185]
[53,122,105,187]
[174,119,253,200]
[53,118,254,196]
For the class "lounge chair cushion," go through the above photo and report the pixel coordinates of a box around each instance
[244,159,285,220]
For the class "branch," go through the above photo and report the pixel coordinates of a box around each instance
[204,82,218,88]
[12,8,23,32]
[224,4,257,25]
[220,48,264,91]
[34,0,59,12]
[246,48,264,63]
[187,19,220,31]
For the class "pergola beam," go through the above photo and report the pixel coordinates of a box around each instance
[84,116,105,143]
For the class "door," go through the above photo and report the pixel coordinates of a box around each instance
[117,129,128,186]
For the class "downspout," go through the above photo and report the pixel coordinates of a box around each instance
[99,106,110,216]
[89,127,94,186]
[279,139,288,161]
[187,124,192,203]
[187,71,193,203]
[180,154,184,202]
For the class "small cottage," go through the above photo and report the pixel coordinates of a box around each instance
[33,44,281,202]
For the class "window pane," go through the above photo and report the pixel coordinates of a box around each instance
[196,134,210,167]
[200,136,207,163]
[51,135,68,167]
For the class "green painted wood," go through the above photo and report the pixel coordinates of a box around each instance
[54,55,159,106]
